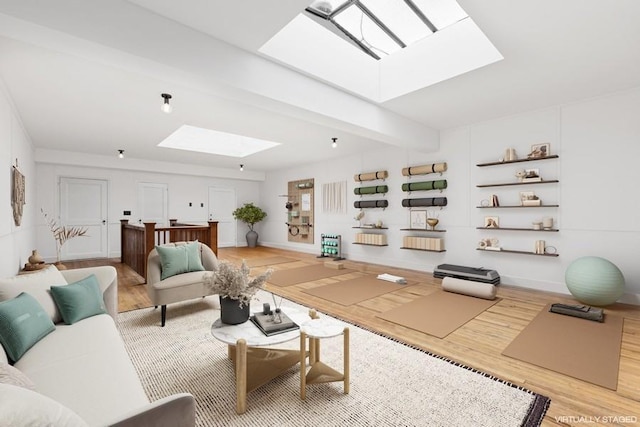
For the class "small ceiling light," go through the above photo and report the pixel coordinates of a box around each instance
[240,164,244,171]
[118,149,124,159]
[161,93,172,114]
[331,137,338,148]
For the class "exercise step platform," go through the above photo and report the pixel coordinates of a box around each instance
[434,264,500,285]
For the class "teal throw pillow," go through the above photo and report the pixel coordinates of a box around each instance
[155,242,205,280]
[0,293,56,363]
[50,275,106,325]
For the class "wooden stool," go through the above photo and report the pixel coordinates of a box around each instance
[299,310,349,399]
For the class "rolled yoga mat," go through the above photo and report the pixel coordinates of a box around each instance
[354,200,389,209]
[442,277,497,300]
[402,163,447,176]
[401,197,447,208]
[354,185,388,195]
[354,170,389,182]
[401,180,447,192]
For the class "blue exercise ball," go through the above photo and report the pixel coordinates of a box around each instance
[565,256,625,306]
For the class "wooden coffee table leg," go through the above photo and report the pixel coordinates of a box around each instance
[235,339,247,414]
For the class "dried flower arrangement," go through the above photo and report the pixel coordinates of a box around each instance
[41,208,88,265]
[204,260,272,308]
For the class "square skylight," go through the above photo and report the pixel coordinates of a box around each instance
[158,125,280,157]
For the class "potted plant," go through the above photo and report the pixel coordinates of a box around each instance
[41,208,88,269]
[204,260,272,324]
[232,202,267,247]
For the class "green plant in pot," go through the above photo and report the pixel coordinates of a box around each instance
[204,260,272,324]
[232,203,267,248]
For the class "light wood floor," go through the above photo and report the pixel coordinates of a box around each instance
[67,247,640,426]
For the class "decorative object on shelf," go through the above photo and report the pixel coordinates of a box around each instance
[478,238,501,251]
[532,221,543,230]
[28,249,44,265]
[354,233,387,246]
[296,181,314,189]
[522,168,542,182]
[354,211,364,227]
[12,160,25,226]
[534,240,546,254]
[402,236,444,251]
[401,197,447,208]
[401,163,447,176]
[232,203,267,248]
[354,170,388,182]
[491,194,500,207]
[410,210,427,229]
[354,185,388,195]
[504,147,517,161]
[542,217,554,230]
[565,256,625,306]
[401,180,447,192]
[41,208,88,269]
[515,170,526,181]
[204,260,272,324]
[528,143,550,159]
[484,216,499,228]
[426,217,439,230]
[354,200,388,209]
[520,191,541,206]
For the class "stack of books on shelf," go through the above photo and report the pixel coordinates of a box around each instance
[250,311,299,336]
[355,233,387,245]
[403,236,444,251]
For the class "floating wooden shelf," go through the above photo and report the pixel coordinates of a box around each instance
[400,228,446,232]
[476,227,558,232]
[477,180,559,188]
[352,242,388,247]
[476,155,559,167]
[400,247,446,253]
[476,248,559,257]
[352,226,388,229]
[476,205,559,208]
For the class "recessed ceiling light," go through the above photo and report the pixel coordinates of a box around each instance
[158,125,280,157]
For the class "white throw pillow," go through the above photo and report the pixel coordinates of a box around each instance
[0,362,35,390]
[0,265,68,323]
[0,383,88,426]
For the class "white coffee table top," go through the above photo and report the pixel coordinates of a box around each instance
[300,317,345,338]
[211,307,309,346]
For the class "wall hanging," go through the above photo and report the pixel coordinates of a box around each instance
[401,163,447,176]
[354,200,388,209]
[354,170,388,182]
[286,178,314,244]
[354,185,388,195]
[12,159,25,226]
[401,197,448,208]
[401,180,447,192]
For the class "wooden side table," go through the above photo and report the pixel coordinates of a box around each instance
[299,311,349,399]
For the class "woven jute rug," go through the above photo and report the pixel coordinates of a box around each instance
[117,291,549,427]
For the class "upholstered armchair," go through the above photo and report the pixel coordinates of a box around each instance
[146,241,218,326]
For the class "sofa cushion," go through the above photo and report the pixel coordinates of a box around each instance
[0,383,88,426]
[156,242,204,280]
[0,362,35,390]
[0,265,68,323]
[0,293,56,363]
[50,274,106,324]
[15,314,149,425]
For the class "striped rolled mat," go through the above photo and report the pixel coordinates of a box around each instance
[354,185,389,195]
[354,170,389,182]
[354,200,389,209]
[401,197,448,207]
[401,163,447,176]
[401,180,447,192]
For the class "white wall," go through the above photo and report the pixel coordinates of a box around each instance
[35,162,262,260]
[260,87,640,304]
[0,79,36,277]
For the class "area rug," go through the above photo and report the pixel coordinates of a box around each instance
[502,304,623,390]
[117,292,549,426]
[268,264,355,287]
[376,290,501,339]
[246,256,297,268]
[302,275,414,306]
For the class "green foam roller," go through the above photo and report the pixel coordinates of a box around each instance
[354,185,388,195]
[401,180,447,192]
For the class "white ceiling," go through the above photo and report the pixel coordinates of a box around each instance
[0,0,639,173]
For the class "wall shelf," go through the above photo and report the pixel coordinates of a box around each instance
[477,180,559,188]
[476,155,559,167]
[400,228,446,232]
[352,242,388,247]
[476,248,559,257]
[353,226,388,229]
[476,227,558,232]
[400,247,446,253]
[476,205,559,208]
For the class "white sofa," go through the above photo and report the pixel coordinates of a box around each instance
[0,265,195,426]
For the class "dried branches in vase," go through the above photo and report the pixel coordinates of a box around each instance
[41,208,88,267]
[204,260,272,308]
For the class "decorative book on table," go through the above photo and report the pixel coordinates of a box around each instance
[250,311,299,336]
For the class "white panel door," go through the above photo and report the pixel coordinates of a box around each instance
[59,177,108,260]
[208,187,237,247]
[137,182,168,225]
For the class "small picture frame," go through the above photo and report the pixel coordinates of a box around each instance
[484,216,499,228]
[529,143,550,158]
[520,191,541,206]
[410,210,427,229]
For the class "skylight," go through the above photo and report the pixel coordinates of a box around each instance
[304,0,467,60]
[158,125,280,157]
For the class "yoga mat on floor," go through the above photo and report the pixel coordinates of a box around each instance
[268,264,354,287]
[302,275,412,306]
[246,256,296,267]
[376,290,500,338]
[502,304,623,390]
